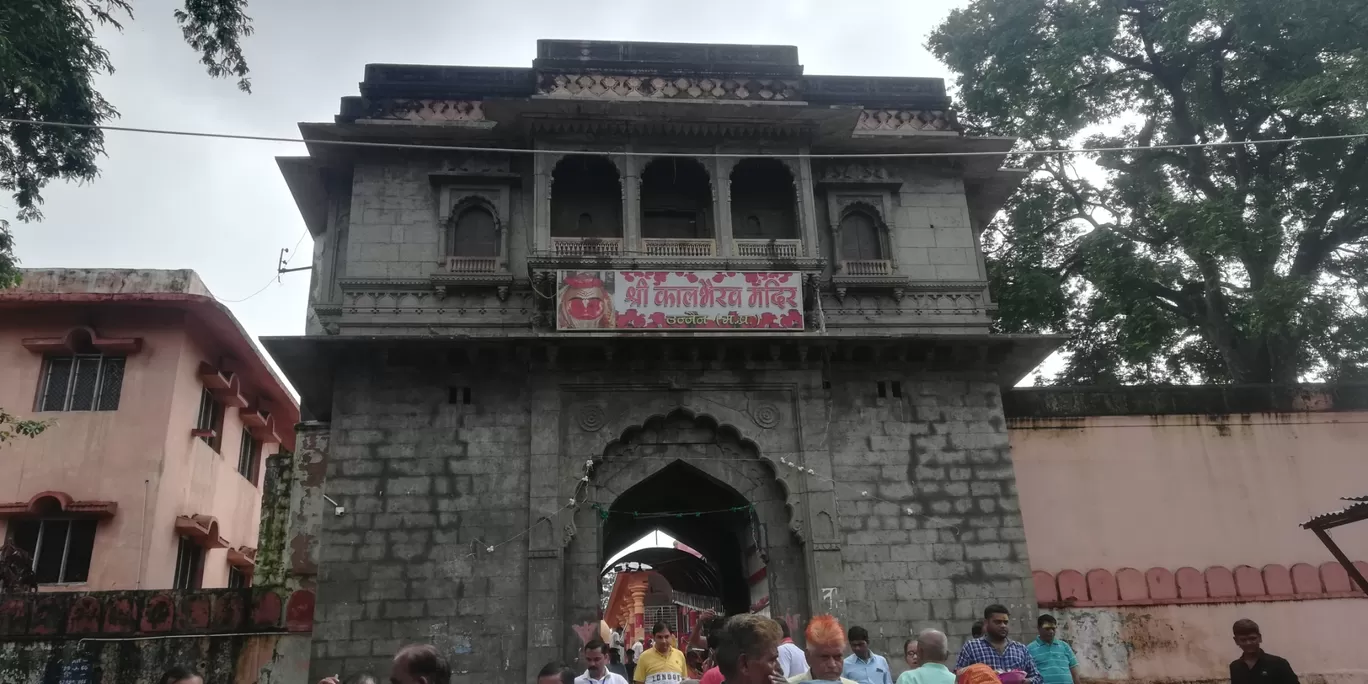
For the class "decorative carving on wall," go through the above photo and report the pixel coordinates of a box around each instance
[820,164,894,183]
[365,99,486,123]
[438,153,511,175]
[853,109,960,135]
[577,405,607,432]
[539,74,800,102]
[751,404,781,429]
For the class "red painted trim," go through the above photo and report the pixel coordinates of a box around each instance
[0,291,298,449]
[0,491,117,518]
[22,326,143,355]
[174,515,230,550]
[747,566,768,586]
[1035,562,1368,608]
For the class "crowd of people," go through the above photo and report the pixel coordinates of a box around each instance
[137,603,1294,684]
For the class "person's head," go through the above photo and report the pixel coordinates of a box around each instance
[776,618,791,639]
[804,615,848,681]
[971,621,983,639]
[391,644,451,684]
[715,613,783,684]
[955,663,1003,684]
[652,621,673,653]
[848,625,871,660]
[537,662,575,684]
[1037,614,1057,644]
[903,637,919,668]
[916,630,948,665]
[346,675,380,684]
[1232,619,1262,655]
[609,647,622,665]
[584,639,609,676]
[159,666,203,684]
[982,604,1011,642]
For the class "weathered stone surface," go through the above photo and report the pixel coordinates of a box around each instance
[306,351,1036,682]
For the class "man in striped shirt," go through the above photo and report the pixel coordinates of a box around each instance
[1026,615,1078,684]
[954,605,1042,684]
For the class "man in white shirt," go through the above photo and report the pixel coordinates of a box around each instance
[775,618,809,678]
[577,639,629,684]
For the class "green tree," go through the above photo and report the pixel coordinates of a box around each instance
[0,0,253,286]
[930,0,1368,384]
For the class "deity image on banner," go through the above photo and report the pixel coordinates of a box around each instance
[557,271,616,329]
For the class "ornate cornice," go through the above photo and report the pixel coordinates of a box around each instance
[853,109,960,136]
[526,254,826,272]
[355,99,496,127]
[537,73,802,102]
[524,117,814,139]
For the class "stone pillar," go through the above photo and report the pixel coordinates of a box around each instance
[622,151,642,251]
[713,153,734,256]
[525,381,564,681]
[795,151,821,258]
[533,151,553,251]
[256,422,328,591]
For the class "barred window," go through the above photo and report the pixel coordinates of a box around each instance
[237,428,261,484]
[227,565,251,589]
[173,537,204,590]
[196,388,225,452]
[37,355,124,412]
[9,518,97,584]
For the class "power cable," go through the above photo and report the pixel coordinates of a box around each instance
[2,117,1366,159]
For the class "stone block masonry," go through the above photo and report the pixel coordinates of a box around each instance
[310,358,532,682]
[826,371,1035,661]
[305,345,1038,683]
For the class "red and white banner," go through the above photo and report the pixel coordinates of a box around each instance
[555,271,804,331]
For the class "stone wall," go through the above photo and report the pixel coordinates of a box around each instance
[827,370,1034,663]
[309,344,1035,683]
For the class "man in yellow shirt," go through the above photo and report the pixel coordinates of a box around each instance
[634,622,688,684]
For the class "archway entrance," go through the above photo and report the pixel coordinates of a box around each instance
[564,410,810,656]
[603,461,754,614]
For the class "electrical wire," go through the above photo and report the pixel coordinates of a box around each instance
[2,117,1366,159]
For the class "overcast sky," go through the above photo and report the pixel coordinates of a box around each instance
[7,0,970,363]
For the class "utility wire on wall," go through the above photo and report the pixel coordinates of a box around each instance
[2,117,1366,160]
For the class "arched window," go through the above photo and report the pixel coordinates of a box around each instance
[451,206,499,257]
[839,211,882,260]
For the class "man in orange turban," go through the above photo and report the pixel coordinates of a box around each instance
[787,615,857,684]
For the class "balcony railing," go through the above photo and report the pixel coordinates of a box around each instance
[551,237,624,257]
[444,256,501,273]
[733,239,803,259]
[841,259,893,276]
[642,238,717,258]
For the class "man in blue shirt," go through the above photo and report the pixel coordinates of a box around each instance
[955,604,1042,684]
[1026,615,1078,684]
[842,626,892,684]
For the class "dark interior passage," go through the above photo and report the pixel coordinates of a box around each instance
[601,460,752,614]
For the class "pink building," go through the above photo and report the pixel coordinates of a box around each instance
[0,269,298,591]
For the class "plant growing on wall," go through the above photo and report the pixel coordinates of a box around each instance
[0,0,254,286]
[0,408,50,446]
[0,541,38,593]
[930,0,1368,384]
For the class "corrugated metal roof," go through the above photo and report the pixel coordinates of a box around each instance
[1302,497,1368,529]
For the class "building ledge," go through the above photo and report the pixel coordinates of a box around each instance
[262,332,1065,421]
[174,515,229,550]
[21,326,143,355]
[0,491,117,519]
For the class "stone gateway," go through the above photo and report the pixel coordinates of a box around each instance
[266,38,1060,684]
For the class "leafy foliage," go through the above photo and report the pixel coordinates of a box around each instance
[0,0,253,283]
[0,408,51,446]
[0,541,38,593]
[930,0,1368,384]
